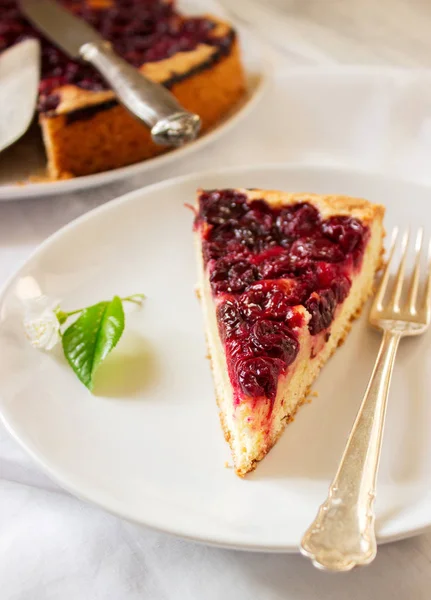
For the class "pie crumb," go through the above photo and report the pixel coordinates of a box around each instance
[304,390,319,404]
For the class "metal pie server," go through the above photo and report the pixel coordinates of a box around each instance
[0,39,40,153]
[19,0,201,146]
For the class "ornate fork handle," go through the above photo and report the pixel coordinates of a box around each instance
[300,330,401,571]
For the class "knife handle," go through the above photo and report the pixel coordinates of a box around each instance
[80,41,201,147]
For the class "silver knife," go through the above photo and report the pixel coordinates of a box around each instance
[19,0,201,146]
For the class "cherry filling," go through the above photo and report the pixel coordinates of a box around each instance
[197,189,370,403]
[0,0,234,113]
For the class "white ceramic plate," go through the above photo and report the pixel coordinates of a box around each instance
[1,164,431,552]
[0,28,269,201]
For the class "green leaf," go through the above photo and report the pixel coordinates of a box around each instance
[62,296,125,390]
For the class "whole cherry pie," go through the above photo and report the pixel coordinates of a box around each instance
[194,188,385,476]
[0,0,245,178]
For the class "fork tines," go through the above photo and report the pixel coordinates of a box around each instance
[371,227,431,329]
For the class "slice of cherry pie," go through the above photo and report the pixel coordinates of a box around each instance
[194,188,385,476]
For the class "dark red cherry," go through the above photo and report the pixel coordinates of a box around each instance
[199,190,248,226]
[322,216,366,253]
[236,356,282,399]
[238,287,266,320]
[210,258,257,294]
[315,262,338,289]
[257,254,292,279]
[305,289,337,335]
[251,320,299,365]
[276,203,320,240]
[217,299,243,338]
[238,280,307,321]
[290,237,345,263]
[37,93,60,112]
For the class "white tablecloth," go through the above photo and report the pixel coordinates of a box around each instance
[3,36,431,600]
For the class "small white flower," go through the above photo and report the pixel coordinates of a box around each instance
[23,295,61,351]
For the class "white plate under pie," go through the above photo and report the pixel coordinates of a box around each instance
[0,16,269,201]
[1,164,431,552]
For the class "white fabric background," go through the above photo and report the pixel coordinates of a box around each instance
[3,9,431,598]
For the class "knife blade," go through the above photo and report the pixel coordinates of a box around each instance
[19,0,201,146]
[19,0,101,57]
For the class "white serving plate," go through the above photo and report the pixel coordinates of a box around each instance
[0,164,430,552]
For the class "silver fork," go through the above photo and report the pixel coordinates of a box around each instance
[300,228,431,572]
